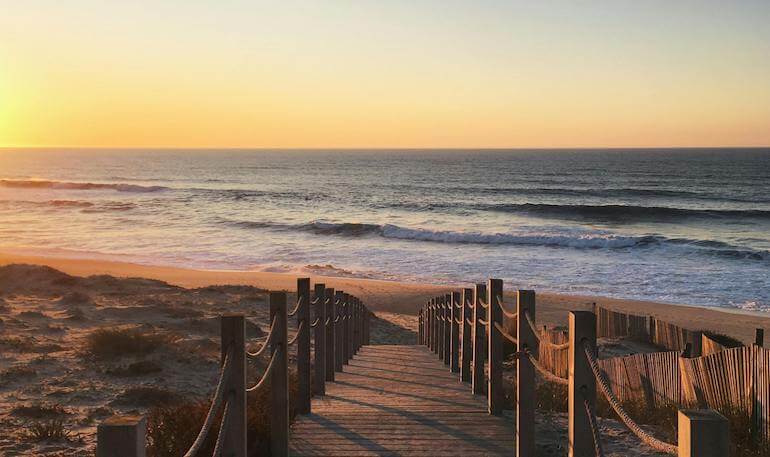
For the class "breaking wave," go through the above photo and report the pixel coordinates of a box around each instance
[0,179,168,193]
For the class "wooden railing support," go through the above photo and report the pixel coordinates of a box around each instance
[334,291,344,372]
[96,415,146,457]
[269,292,289,457]
[568,311,597,457]
[343,293,351,364]
[313,283,326,395]
[487,279,503,415]
[444,293,452,366]
[431,299,438,354]
[296,278,311,414]
[418,309,424,345]
[516,290,537,456]
[756,328,764,347]
[678,409,729,457]
[438,296,446,362]
[460,288,473,382]
[325,287,336,381]
[472,283,487,395]
[221,315,247,457]
[450,291,460,373]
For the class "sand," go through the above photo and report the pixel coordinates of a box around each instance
[1,250,768,455]
[2,250,768,344]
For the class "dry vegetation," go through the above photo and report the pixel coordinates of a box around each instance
[84,327,170,359]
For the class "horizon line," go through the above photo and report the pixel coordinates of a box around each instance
[2,145,770,151]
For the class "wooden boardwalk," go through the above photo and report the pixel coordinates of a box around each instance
[289,345,516,456]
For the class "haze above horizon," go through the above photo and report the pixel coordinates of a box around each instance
[2,1,769,149]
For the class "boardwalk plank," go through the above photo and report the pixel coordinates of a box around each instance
[290,345,516,456]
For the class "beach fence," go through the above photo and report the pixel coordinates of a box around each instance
[420,280,735,457]
[95,279,372,457]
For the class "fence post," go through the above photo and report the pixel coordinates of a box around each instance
[313,283,326,395]
[444,293,452,366]
[487,279,503,415]
[365,308,371,345]
[689,330,702,357]
[431,299,438,354]
[677,409,729,457]
[270,292,289,457]
[325,288,336,381]
[96,415,146,457]
[418,309,424,345]
[346,296,354,361]
[517,290,537,457]
[297,278,311,414]
[334,291,344,372]
[568,311,597,457]
[221,315,247,457]
[460,288,473,382]
[450,291,461,373]
[756,328,764,347]
[437,296,445,362]
[342,293,351,364]
[472,283,487,395]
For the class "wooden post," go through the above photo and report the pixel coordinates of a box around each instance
[756,328,764,347]
[677,409,729,457]
[342,293,351,364]
[221,315,247,457]
[488,279,503,415]
[450,291,461,373]
[568,311,597,457]
[472,283,487,395]
[334,291,344,372]
[313,284,326,395]
[270,292,289,457]
[444,294,452,366]
[689,330,702,358]
[418,309,424,345]
[365,308,371,345]
[346,295,354,361]
[460,288,473,382]
[325,288,335,381]
[516,290,537,456]
[296,279,311,414]
[96,415,146,457]
[431,299,438,354]
[438,296,445,362]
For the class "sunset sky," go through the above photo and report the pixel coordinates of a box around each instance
[1,1,769,148]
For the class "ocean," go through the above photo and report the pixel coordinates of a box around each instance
[1,148,768,312]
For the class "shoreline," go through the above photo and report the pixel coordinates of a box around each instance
[2,249,769,344]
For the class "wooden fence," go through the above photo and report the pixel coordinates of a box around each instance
[597,350,682,407]
[96,279,372,457]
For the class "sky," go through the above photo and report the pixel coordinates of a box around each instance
[1,0,769,148]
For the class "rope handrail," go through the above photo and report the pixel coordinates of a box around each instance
[454,316,463,325]
[288,297,302,317]
[477,318,488,326]
[334,315,341,323]
[525,350,568,385]
[183,348,233,457]
[288,321,304,346]
[311,297,320,305]
[309,317,321,328]
[478,299,489,309]
[494,322,518,345]
[247,316,277,358]
[465,318,474,326]
[583,342,677,455]
[211,395,233,457]
[500,307,518,320]
[325,317,331,326]
[524,311,570,350]
[247,346,282,392]
[583,391,605,457]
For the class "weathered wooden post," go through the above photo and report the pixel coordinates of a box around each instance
[270,292,289,457]
[517,290,537,456]
[96,416,146,457]
[568,311,597,457]
[431,299,438,354]
[221,315,247,457]
[450,291,461,373]
[342,293,351,364]
[296,278,311,414]
[334,291,344,372]
[346,296,354,361]
[678,409,729,457]
[756,328,764,347]
[460,288,473,382]
[365,308,371,345]
[487,279,503,415]
[689,330,703,358]
[325,287,336,381]
[444,294,452,366]
[418,309,424,345]
[313,283,326,395]
[352,299,359,353]
[472,283,487,395]
[438,296,445,362]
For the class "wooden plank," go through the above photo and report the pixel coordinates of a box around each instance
[290,345,516,456]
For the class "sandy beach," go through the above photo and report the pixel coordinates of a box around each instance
[2,250,768,344]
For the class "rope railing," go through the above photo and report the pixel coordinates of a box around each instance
[287,321,304,346]
[288,297,302,317]
[247,316,277,358]
[494,321,518,345]
[247,347,282,392]
[210,395,233,457]
[183,349,233,457]
[583,391,605,457]
[525,349,568,385]
[310,317,321,328]
[524,311,570,351]
[583,341,678,455]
